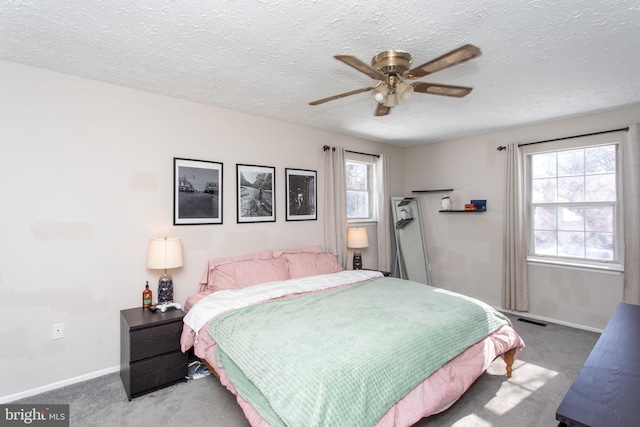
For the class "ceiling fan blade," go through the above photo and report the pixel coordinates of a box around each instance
[375,104,391,116]
[407,44,481,79]
[334,54,386,80]
[411,82,473,97]
[308,87,375,105]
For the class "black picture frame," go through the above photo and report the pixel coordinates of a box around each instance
[236,164,276,223]
[173,157,223,225]
[285,168,317,221]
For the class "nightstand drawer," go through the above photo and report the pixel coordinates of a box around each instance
[130,321,183,361]
[129,351,187,397]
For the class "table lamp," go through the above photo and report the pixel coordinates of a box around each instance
[146,237,183,306]
[347,227,369,270]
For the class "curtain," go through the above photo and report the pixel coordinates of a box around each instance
[502,143,529,311]
[375,154,391,271]
[324,146,348,268]
[623,124,640,304]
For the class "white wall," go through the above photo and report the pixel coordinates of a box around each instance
[0,59,405,400]
[405,106,640,331]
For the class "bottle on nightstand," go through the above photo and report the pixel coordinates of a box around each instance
[142,281,152,308]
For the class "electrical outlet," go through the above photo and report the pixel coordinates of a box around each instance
[52,323,64,340]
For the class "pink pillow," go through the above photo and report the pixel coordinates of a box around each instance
[283,252,343,279]
[272,245,323,258]
[210,257,290,291]
[200,250,274,292]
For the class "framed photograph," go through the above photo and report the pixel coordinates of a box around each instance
[173,158,223,225]
[285,168,317,221]
[236,164,275,223]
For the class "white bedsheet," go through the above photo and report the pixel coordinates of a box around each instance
[183,270,382,337]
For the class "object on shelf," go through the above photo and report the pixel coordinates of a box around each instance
[439,210,486,213]
[470,199,487,211]
[464,204,477,211]
[441,194,452,211]
[400,207,411,220]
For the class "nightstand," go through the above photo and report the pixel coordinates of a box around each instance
[361,268,392,277]
[120,307,187,400]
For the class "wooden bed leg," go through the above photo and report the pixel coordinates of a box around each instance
[201,359,220,380]
[504,348,515,378]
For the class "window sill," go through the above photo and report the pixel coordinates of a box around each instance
[348,219,377,225]
[527,257,623,275]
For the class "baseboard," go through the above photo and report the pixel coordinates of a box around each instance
[0,365,120,404]
[496,307,604,334]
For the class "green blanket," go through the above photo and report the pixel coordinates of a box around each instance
[208,277,510,427]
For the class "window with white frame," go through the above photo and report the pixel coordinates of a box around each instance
[346,158,375,220]
[524,132,623,270]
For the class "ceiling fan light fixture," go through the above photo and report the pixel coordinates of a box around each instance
[371,50,412,75]
[309,43,481,115]
[371,83,388,103]
[396,82,414,102]
[383,93,399,107]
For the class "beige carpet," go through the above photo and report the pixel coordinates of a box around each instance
[418,314,600,426]
[13,314,600,427]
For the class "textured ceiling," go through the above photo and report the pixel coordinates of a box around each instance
[1,1,640,147]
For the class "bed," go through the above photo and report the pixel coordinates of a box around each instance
[180,247,524,427]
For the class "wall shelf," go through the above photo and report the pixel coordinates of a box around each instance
[412,189,454,193]
[395,218,414,229]
[397,197,415,207]
[439,210,486,213]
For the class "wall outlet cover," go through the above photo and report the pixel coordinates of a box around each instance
[52,323,64,340]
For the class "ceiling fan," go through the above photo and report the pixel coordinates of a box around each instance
[308,44,481,116]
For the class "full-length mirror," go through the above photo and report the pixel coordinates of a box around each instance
[391,197,431,285]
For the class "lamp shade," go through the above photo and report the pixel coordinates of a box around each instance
[396,82,414,102]
[347,227,369,249]
[146,237,183,270]
[383,92,399,107]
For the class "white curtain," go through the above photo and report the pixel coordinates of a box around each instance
[623,124,640,304]
[375,154,392,271]
[502,143,529,311]
[324,146,348,268]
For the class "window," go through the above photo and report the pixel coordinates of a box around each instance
[525,133,623,270]
[346,159,374,220]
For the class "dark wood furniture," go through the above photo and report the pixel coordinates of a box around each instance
[362,268,392,277]
[120,307,187,400]
[556,302,640,427]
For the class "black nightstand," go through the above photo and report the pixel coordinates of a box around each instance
[120,307,187,400]
[361,268,392,277]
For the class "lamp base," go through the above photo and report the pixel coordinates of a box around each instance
[157,272,173,304]
[353,251,363,270]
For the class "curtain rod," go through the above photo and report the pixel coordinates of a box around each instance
[496,127,629,151]
[323,145,380,158]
